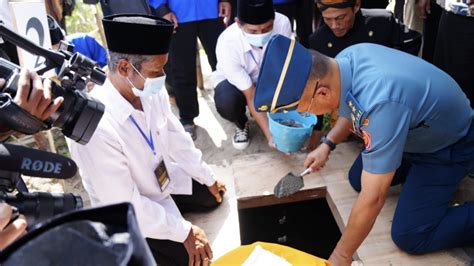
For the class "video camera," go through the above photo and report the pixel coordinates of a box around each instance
[0,21,107,228]
[0,21,105,144]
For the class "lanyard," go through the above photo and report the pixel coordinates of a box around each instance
[129,115,155,154]
[249,50,259,66]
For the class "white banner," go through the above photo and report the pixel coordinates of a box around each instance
[10,0,51,69]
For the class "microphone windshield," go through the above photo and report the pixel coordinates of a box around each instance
[0,143,77,179]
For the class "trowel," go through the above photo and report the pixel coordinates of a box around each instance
[273,168,312,198]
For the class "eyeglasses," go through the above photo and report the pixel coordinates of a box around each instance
[305,80,320,113]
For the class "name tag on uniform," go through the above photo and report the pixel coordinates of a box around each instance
[154,160,170,192]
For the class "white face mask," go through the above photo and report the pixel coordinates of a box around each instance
[243,30,273,47]
[127,64,166,97]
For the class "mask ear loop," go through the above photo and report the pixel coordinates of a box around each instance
[129,63,146,81]
[126,77,138,90]
[306,80,319,113]
[126,63,146,91]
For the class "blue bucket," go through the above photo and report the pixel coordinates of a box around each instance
[268,111,317,153]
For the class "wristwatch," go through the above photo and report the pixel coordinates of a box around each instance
[320,135,336,151]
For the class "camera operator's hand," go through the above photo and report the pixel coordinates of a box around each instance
[183,225,213,266]
[0,203,27,250]
[0,69,64,121]
[14,69,63,121]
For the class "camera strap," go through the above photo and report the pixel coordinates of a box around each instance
[0,93,49,134]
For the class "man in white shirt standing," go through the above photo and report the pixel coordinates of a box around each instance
[213,0,292,150]
[68,14,226,266]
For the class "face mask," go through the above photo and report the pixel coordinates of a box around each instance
[243,30,273,47]
[127,64,166,97]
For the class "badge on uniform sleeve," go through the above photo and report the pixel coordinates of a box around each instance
[345,92,366,136]
[361,128,372,151]
[363,119,369,126]
[154,160,170,191]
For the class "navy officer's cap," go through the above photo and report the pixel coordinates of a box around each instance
[254,35,312,113]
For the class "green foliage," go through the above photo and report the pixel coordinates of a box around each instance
[322,113,332,133]
[65,2,100,38]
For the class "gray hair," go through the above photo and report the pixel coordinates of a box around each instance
[309,49,331,80]
[107,51,151,73]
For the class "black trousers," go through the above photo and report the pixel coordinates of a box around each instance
[167,18,225,125]
[274,0,314,48]
[146,180,219,266]
[214,80,248,129]
[433,11,474,108]
[421,2,442,63]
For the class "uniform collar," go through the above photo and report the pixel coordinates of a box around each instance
[346,12,364,37]
[335,57,353,111]
[91,78,136,125]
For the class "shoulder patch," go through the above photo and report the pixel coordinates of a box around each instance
[345,92,366,135]
[361,128,372,151]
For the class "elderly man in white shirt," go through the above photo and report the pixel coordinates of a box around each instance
[68,14,226,266]
[213,0,292,150]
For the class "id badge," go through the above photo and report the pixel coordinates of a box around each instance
[154,160,170,192]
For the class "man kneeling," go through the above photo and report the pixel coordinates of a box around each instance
[68,14,226,266]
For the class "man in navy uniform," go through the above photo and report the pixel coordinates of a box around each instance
[255,35,473,265]
[309,0,421,58]
[308,0,422,149]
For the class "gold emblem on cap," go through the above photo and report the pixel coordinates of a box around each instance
[328,42,333,48]
[258,105,269,112]
[368,30,374,37]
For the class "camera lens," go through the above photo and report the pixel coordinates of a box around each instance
[3,192,83,227]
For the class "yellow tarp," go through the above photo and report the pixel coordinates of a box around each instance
[213,241,330,266]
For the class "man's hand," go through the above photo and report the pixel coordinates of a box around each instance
[183,225,213,266]
[208,180,227,203]
[329,249,352,266]
[163,12,178,30]
[416,0,431,19]
[329,171,394,265]
[4,69,63,121]
[0,203,27,250]
[268,135,277,149]
[218,2,232,26]
[304,142,330,172]
[242,86,275,150]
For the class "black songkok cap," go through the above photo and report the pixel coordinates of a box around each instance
[102,14,174,55]
[237,0,275,25]
[47,15,64,45]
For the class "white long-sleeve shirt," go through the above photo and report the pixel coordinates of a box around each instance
[213,12,293,91]
[68,79,216,242]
